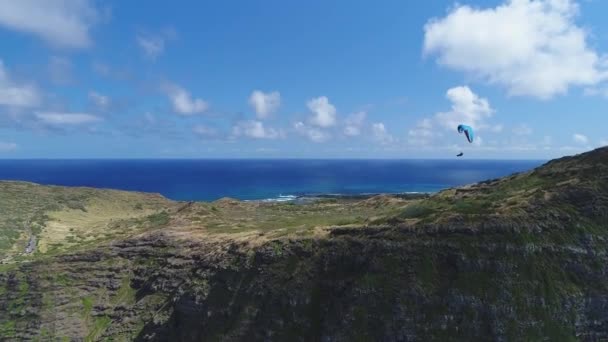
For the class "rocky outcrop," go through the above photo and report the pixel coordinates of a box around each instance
[2,218,607,341]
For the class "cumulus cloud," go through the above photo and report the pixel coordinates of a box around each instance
[136,27,177,60]
[35,111,101,125]
[0,141,17,152]
[162,83,208,115]
[573,133,589,144]
[583,87,608,98]
[88,91,109,109]
[435,86,493,130]
[0,0,101,48]
[424,0,608,99]
[0,60,40,107]
[232,120,282,139]
[408,86,498,147]
[371,122,395,144]
[343,111,366,137]
[294,121,330,143]
[248,90,280,119]
[307,96,336,128]
[137,35,163,59]
[343,126,359,137]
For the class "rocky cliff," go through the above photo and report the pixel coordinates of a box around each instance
[1,148,608,341]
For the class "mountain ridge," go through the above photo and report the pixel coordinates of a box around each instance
[1,147,607,340]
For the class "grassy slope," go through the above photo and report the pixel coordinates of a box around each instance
[174,195,413,237]
[0,181,417,263]
[377,155,591,225]
[0,182,176,262]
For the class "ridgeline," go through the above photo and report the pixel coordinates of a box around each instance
[1,147,608,341]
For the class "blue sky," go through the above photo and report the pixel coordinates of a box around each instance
[1,0,608,159]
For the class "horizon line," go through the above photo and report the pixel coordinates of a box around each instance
[0,157,549,161]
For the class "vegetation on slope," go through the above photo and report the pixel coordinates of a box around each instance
[0,182,175,262]
[1,147,608,340]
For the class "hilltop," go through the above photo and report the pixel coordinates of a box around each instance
[1,147,608,340]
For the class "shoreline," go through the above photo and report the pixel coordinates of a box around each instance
[243,192,433,204]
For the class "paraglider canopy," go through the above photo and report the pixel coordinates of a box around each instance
[456,152,463,157]
[457,124,474,143]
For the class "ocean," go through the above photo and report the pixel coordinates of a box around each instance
[0,159,544,202]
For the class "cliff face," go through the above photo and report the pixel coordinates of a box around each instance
[2,148,608,341]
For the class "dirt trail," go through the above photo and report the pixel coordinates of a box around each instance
[24,219,36,254]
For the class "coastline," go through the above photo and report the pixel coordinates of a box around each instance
[244,191,433,204]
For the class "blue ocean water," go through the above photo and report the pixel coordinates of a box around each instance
[0,159,544,201]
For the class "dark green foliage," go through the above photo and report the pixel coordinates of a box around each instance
[453,198,493,215]
[399,203,435,219]
[146,211,170,227]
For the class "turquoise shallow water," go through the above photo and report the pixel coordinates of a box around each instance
[0,159,545,201]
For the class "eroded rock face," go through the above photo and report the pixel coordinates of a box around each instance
[2,221,607,342]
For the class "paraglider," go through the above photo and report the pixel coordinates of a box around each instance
[455,124,474,158]
[457,124,474,143]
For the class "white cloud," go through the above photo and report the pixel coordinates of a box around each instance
[343,111,366,137]
[473,135,483,147]
[513,124,533,136]
[343,126,360,137]
[408,86,498,147]
[0,60,40,107]
[371,122,395,144]
[573,133,589,144]
[435,86,493,130]
[162,83,208,115]
[0,0,100,48]
[35,111,101,125]
[88,91,109,109]
[307,96,336,128]
[0,141,17,152]
[583,87,608,98]
[138,37,163,59]
[294,121,330,143]
[599,139,608,146]
[137,34,164,59]
[248,90,280,119]
[232,120,282,139]
[424,0,608,99]
[136,28,177,60]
